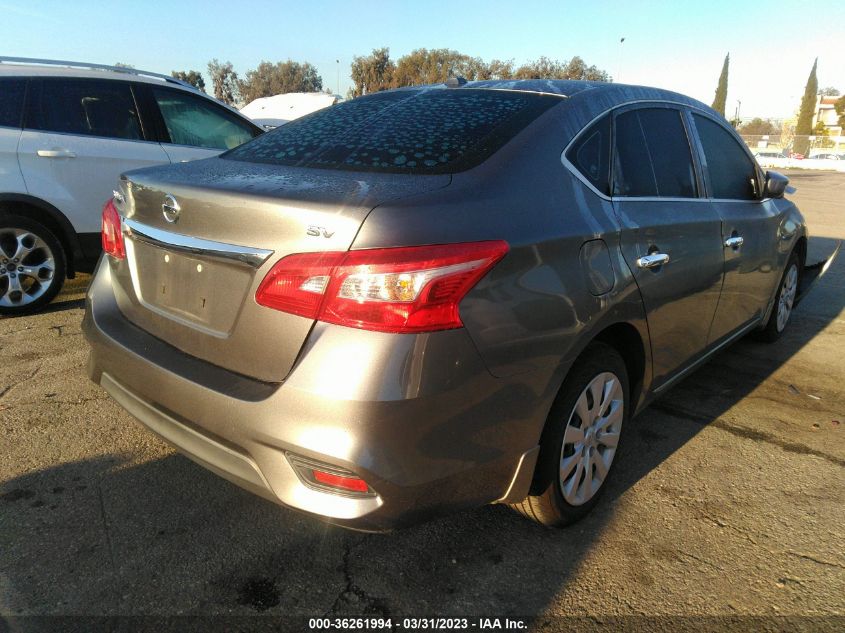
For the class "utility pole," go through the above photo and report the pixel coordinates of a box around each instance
[336,59,340,97]
[617,37,625,83]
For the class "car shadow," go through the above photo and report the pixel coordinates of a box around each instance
[0,238,842,628]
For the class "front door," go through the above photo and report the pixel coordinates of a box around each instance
[690,113,784,342]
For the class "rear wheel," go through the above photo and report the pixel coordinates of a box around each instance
[512,342,629,527]
[754,252,800,343]
[0,216,66,316]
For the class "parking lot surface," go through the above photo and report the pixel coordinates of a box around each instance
[2,171,843,630]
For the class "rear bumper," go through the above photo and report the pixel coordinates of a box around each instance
[83,260,546,531]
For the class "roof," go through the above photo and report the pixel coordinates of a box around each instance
[240,92,339,126]
[0,57,196,90]
[386,79,716,132]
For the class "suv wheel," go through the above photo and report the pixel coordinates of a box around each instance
[512,342,629,527]
[0,216,66,316]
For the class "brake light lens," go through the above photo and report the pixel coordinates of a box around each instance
[101,199,125,260]
[255,241,509,333]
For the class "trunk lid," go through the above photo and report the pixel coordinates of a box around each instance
[111,157,450,382]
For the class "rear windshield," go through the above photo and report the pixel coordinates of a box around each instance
[223,89,560,174]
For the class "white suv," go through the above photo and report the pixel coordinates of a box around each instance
[0,57,262,315]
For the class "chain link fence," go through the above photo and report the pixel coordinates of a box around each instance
[740,134,845,171]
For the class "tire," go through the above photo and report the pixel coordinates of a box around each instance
[753,252,800,343]
[512,342,629,527]
[0,214,67,316]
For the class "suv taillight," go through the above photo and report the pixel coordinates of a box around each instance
[101,199,125,260]
[255,241,509,333]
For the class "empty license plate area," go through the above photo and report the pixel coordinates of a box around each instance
[128,239,253,336]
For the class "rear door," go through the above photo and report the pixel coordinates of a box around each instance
[0,77,27,194]
[689,113,784,342]
[137,84,261,163]
[16,78,169,233]
[611,105,724,388]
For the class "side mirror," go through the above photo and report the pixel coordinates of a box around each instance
[765,171,789,198]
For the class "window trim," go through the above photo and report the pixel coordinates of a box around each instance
[563,112,611,196]
[688,111,766,202]
[143,83,262,148]
[562,99,733,202]
[22,77,151,142]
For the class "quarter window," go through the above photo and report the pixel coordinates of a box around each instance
[693,114,758,200]
[567,115,611,195]
[613,108,697,198]
[152,88,257,150]
[29,79,142,140]
[0,79,26,128]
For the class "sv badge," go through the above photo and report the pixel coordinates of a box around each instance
[306,225,335,238]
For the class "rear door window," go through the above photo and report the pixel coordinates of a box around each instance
[613,108,697,198]
[0,78,26,128]
[566,114,611,195]
[151,87,258,150]
[693,114,758,200]
[224,89,561,174]
[29,79,143,140]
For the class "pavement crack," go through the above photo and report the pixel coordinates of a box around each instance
[649,402,845,468]
[0,363,42,400]
[326,536,393,623]
[96,483,120,609]
[788,551,845,570]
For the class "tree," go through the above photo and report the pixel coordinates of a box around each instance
[349,47,395,97]
[793,58,818,156]
[207,59,240,106]
[711,53,729,116]
[737,118,778,136]
[114,62,134,69]
[238,60,323,103]
[513,55,610,81]
[835,95,845,128]
[818,86,840,97]
[391,48,480,87]
[171,70,206,92]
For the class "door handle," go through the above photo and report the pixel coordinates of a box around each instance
[37,149,76,158]
[724,236,744,249]
[636,253,670,269]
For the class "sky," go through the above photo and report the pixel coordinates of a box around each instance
[1,0,843,119]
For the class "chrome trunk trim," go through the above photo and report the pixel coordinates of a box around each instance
[123,218,274,268]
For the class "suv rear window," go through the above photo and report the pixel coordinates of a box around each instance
[224,89,560,174]
[0,78,26,128]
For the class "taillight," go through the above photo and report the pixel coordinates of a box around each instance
[256,241,509,333]
[101,199,125,260]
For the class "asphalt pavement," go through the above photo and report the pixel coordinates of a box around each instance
[1,170,843,631]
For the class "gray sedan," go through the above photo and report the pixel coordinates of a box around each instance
[83,80,837,531]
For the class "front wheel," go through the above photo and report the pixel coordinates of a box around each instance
[0,216,66,316]
[512,342,629,527]
[754,252,800,343]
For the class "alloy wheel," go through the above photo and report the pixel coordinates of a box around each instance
[0,228,57,308]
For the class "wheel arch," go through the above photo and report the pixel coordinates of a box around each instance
[526,319,649,497]
[592,321,647,411]
[0,194,82,278]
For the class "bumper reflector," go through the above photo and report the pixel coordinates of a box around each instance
[287,453,373,497]
[312,469,369,494]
